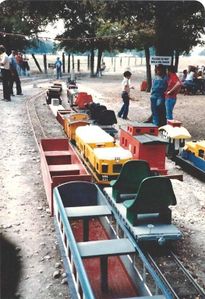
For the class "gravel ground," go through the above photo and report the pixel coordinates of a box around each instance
[0,72,205,298]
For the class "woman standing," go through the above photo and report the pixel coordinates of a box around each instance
[165,66,181,121]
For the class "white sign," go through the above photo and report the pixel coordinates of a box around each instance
[150,56,172,65]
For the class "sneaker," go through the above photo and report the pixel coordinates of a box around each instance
[4,99,11,102]
[17,93,23,95]
[117,113,121,118]
[122,117,130,120]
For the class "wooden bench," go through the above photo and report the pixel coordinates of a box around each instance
[45,151,72,165]
[48,164,80,176]
[65,205,112,241]
[44,150,71,157]
[77,238,135,291]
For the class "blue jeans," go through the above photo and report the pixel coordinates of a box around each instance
[150,97,164,126]
[165,98,176,120]
[56,69,61,79]
[118,91,130,119]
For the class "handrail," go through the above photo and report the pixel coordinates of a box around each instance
[54,187,95,299]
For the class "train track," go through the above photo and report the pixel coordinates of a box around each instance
[142,245,205,299]
[26,85,205,299]
[26,90,48,148]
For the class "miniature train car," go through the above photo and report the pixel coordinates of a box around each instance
[67,82,78,107]
[46,85,62,105]
[56,109,72,128]
[75,125,132,184]
[64,112,90,142]
[159,120,191,158]
[176,140,205,180]
[40,138,91,215]
[53,181,170,299]
[120,122,168,174]
[104,161,182,244]
[75,92,93,109]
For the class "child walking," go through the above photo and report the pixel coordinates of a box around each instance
[118,71,134,120]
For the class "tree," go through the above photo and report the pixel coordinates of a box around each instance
[0,0,60,52]
[153,1,205,70]
[56,0,104,76]
[102,1,205,88]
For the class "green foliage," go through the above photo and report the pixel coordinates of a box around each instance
[0,0,60,52]
[26,40,55,54]
[0,0,204,60]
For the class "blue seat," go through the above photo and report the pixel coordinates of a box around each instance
[56,181,111,241]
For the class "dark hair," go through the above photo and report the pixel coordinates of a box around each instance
[167,65,177,73]
[123,71,132,77]
[0,45,6,53]
[155,64,166,75]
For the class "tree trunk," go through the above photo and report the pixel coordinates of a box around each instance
[90,48,95,77]
[144,46,152,92]
[62,52,65,73]
[68,54,70,73]
[32,54,43,73]
[43,54,47,74]
[174,50,180,71]
[155,3,174,57]
[96,48,103,76]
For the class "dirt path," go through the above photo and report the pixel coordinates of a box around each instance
[0,84,70,299]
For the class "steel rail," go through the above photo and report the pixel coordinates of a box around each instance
[25,90,47,150]
[145,247,205,299]
[170,251,205,297]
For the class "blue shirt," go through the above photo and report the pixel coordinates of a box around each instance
[9,54,17,70]
[151,75,168,99]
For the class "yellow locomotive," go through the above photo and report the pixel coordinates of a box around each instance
[64,112,89,142]
[184,140,205,158]
[75,125,132,184]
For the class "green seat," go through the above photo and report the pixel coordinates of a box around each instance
[110,160,152,203]
[123,176,177,226]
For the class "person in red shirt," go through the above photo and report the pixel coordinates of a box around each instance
[165,66,181,121]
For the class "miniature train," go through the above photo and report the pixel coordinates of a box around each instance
[120,122,168,174]
[159,120,191,158]
[54,104,184,183]
[159,120,205,180]
[175,140,205,180]
[54,179,180,299]
[47,81,204,184]
[38,81,205,299]
[39,138,91,215]
[75,125,132,184]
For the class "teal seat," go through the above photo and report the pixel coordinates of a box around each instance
[123,176,177,226]
[110,160,153,203]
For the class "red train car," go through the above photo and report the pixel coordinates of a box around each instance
[75,92,93,109]
[40,138,91,215]
[56,109,72,128]
[120,122,168,174]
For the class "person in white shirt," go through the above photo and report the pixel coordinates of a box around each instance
[0,45,11,101]
[183,66,197,94]
[118,71,134,119]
